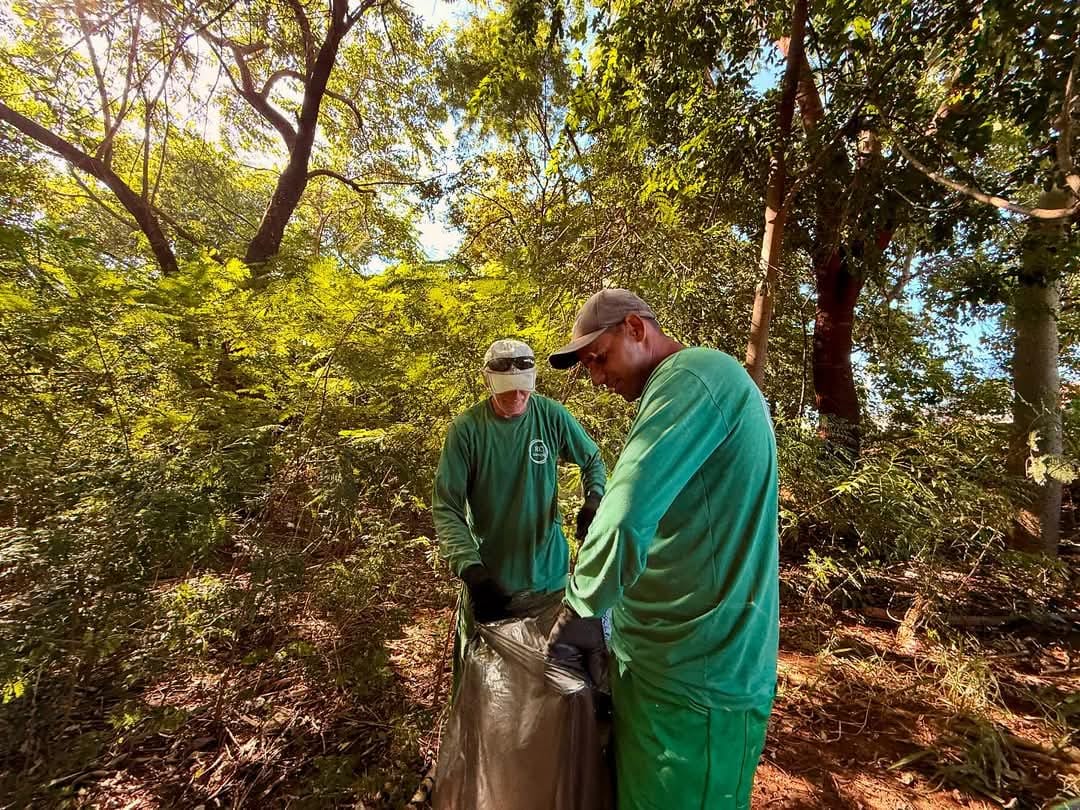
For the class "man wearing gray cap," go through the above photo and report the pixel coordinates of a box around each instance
[546,290,778,810]
[432,338,607,698]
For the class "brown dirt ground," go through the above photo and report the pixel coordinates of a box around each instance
[31,552,1079,810]
[392,557,1080,810]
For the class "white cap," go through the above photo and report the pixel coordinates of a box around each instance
[482,339,537,394]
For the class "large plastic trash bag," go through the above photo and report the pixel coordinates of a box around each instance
[433,597,613,810]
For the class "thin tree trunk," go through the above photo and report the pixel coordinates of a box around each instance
[745,0,809,385]
[1009,189,1070,556]
[244,1,358,270]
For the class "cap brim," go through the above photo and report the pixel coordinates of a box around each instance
[548,326,608,369]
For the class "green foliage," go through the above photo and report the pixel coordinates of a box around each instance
[0,0,1075,804]
[159,575,244,657]
[779,418,1022,563]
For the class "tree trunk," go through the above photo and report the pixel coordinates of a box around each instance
[744,0,809,386]
[812,225,893,456]
[813,249,865,453]
[780,43,887,452]
[244,9,348,270]
[1009,189,1070,556]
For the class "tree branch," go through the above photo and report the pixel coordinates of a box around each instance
[151,111,170,206]
[204,32,297,150]
[346,0,382,31]
[779,35,824,133]
[141,83,151,199]
[306,169,377,195]
[262,69,364,130]
[895,137,1079,220]
[0,100,178,274]
[244,0,382,267]
[104,1,143,162]
[1058,50,1079,197]
[260,68,300,96]
[323,91,365,132]
[285,0,316,69]
[74,0,148,167]
[746,0,808,386]
[464,187,528,248]
[73,0,114,164]
[311,170,439,189]
[885,240,918,304]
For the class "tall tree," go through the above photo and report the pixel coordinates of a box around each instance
[524,0,911,452]
[199,0,380,269]
[0,1,195,273]
[745,0,809,387]
[886,0,1078,553]
[1011,189,1070,552]
[0,0,442,275]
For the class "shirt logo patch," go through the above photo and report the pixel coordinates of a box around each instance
[528,439,549,465]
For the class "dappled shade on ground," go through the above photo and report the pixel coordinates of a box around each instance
[7,551,1075,808]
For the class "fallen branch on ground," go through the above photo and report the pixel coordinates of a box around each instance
[861,608,1024,628]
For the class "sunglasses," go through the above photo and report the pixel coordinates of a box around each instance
[486,356,536,372]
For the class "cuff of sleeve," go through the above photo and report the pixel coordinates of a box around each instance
[451,554,484,578]
[564,582,601,618]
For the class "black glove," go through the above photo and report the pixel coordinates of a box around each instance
[546,603,607,687]
[461,564,511,623]
[575,492,602,541]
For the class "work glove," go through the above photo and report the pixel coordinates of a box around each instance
[546,603,607,687]
[461,564,512,624]
[575,492,602,541]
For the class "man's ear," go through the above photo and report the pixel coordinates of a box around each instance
[625,313,648,342]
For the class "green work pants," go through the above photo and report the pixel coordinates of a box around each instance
[610,663,771,810]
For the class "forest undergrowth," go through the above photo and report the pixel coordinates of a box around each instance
[2,433,1077,809]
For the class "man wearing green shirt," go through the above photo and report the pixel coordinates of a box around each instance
[547,290,779,810]
[432,338,607,696]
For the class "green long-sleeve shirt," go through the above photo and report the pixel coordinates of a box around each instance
[432,394,607,595]
[566,347,779,709]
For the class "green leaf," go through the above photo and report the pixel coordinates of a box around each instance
[339,428,389,445]
[0,283,33,312]
[887,749,933,770]
[2,677,26,704]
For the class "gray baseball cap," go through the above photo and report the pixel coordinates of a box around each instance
[549,288,656,369]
